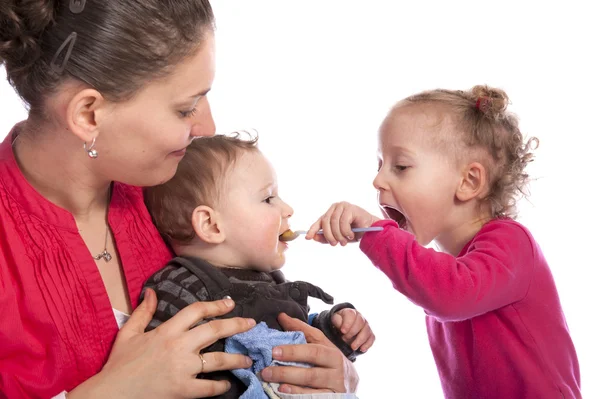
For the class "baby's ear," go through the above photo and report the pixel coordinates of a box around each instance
[191,205,225,244]
[456,161,489,202]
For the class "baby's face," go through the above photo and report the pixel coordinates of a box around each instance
[217,150,294,272]
[373,104,464,245]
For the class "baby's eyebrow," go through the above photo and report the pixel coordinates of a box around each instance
[390,145,415,155]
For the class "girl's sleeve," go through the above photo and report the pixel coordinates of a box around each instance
[359,220,535,322]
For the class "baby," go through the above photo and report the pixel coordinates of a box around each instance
[142,133,374,398]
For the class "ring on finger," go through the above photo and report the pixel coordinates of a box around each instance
[198,352,207,373]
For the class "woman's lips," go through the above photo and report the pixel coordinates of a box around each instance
[170,148,187,157]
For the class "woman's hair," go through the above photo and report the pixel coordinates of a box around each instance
[0,0,214,114]
[402,85,538,219]
[145,132,259,245]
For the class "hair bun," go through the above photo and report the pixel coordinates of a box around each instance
[471,85,509,119]
[0,0,57,69]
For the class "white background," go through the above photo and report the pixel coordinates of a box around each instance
[1,1,598,397]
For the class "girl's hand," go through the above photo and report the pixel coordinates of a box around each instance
[307,201,380,246]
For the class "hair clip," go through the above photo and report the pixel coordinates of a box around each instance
[50,32,77,74]
[69,0,87,14]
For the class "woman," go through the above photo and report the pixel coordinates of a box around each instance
[0,1,358,398]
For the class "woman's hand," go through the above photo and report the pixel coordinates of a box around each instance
[260,313,359,394]
[68,289,256,399]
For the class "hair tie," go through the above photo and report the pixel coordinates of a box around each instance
[475,96,491,112]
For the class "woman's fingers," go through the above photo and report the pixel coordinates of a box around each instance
[261,364,338,392]
[187,317,256,351]
[273,384,334,395]
[182,378,233,399]
[277,313,335,349]
[195,351,252,374]
[272,343,339,369]
[162,298,236,332]
[118,288,157,338]
[269,314,358,394]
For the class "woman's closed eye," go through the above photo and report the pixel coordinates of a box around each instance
[179,108,198,118]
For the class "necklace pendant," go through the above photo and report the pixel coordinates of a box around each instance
[102,250,112,262]
[94,250,112,262]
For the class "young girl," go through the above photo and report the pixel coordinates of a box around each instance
[307,85,581,399]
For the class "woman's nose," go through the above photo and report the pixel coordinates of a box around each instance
[190,102,216,138]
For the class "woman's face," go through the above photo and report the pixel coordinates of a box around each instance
[94,32,217,187]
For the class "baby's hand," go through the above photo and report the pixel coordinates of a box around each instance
[331,308,375,353]
[306,201,380,246]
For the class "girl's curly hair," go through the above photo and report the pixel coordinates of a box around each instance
[403,85,538,219]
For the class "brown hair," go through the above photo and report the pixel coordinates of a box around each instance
[145,132,259,244]
[401,85,538,219]
[0,0,214,114]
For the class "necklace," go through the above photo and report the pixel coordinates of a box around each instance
[93,227,113,262]
[93,186,113,263]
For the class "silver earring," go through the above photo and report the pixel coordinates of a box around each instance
[83,137,98,158]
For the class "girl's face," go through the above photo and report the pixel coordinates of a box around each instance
[373,104,464,246]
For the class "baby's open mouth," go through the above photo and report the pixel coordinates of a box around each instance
[279,229,295,242]
[381,206,407,229]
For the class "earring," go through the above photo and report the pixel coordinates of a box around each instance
[83,137,98,158]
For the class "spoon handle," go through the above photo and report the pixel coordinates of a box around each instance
[296,226,384,236]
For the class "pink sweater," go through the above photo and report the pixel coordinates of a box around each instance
[360,219,581,399]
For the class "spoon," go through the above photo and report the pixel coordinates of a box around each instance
[279,226,384,242]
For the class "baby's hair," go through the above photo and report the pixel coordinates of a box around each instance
[402,85,538,219]
[145,131,259,244]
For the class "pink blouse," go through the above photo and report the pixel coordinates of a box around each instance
[0,126,173,398]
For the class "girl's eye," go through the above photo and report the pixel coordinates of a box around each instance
[179,108,197,118]
[395,165,408,172]
[264,196,275,204]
